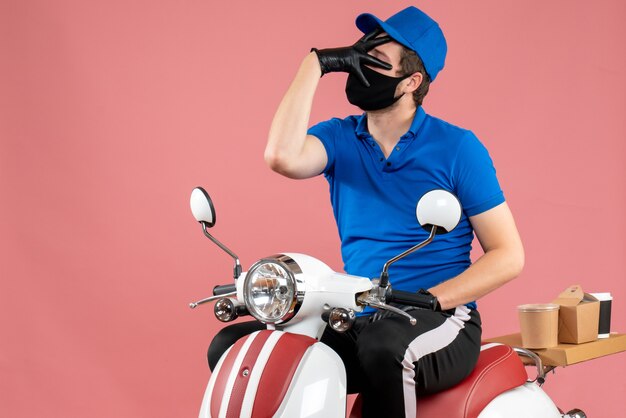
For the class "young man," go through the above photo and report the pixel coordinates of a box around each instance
[210,6,524,417]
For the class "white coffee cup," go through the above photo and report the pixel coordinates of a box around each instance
[589,292,612,338]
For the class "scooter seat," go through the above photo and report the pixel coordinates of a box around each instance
[350,343,528,418]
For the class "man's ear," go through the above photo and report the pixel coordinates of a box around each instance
[403,72,423,93]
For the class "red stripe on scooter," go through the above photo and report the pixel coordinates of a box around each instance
[225,330,273,418]
[210,333,254,418]
[251,333,317,418]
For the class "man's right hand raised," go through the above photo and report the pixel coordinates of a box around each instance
[311,29,392,87]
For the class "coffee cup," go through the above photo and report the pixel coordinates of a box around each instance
[589,293,612,338]
[518,303,560,348]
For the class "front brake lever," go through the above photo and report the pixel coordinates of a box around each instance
[357,293,417,325]
[189,291,237,309]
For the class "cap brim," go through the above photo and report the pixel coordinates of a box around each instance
[355,13,413,53]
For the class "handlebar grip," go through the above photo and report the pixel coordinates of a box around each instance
[387,289,439,311]
[213,283,237,296]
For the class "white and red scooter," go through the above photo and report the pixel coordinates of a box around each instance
[188,186,586,418]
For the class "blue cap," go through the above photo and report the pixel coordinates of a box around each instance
[356,6,447,81]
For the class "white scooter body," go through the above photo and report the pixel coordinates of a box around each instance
[199,253,369,418]
[198,254,563,418]
[479,382,561,418]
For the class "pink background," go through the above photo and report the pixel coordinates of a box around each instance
[1,0,624,416]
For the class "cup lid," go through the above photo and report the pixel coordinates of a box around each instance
[517,303,560,312]
[589,292,612,301]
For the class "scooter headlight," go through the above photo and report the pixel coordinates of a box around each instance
[243,255,303,324]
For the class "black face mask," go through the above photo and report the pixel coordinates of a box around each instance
[345,65,410,111]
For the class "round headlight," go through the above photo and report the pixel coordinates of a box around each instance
[244,257,301,324]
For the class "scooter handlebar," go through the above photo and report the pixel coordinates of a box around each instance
[213,283,237,296]
[387,289,440,311]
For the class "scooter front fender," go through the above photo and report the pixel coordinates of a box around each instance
[199,330,346,418]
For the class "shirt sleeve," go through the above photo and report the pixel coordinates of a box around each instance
[453,132,506,217]
[307,118,340,176]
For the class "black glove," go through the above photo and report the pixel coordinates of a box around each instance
[311,29,393,87]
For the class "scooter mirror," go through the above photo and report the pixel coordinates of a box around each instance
[190,187,216,227]
[416,189,462,234]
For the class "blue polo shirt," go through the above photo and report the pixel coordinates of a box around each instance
[308,107,505,312]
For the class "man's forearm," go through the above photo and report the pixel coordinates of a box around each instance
[264,52,321,172]
[428,247,524,310]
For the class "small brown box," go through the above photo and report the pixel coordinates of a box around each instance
[552,285,600,344]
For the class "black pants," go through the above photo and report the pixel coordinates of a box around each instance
[208,306,481,418]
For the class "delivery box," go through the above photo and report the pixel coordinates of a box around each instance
[552,285,600,344]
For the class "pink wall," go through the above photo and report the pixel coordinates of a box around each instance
[1,0,624,416]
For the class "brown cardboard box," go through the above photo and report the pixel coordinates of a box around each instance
[483,333,626,367]
[552,285,600,344]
